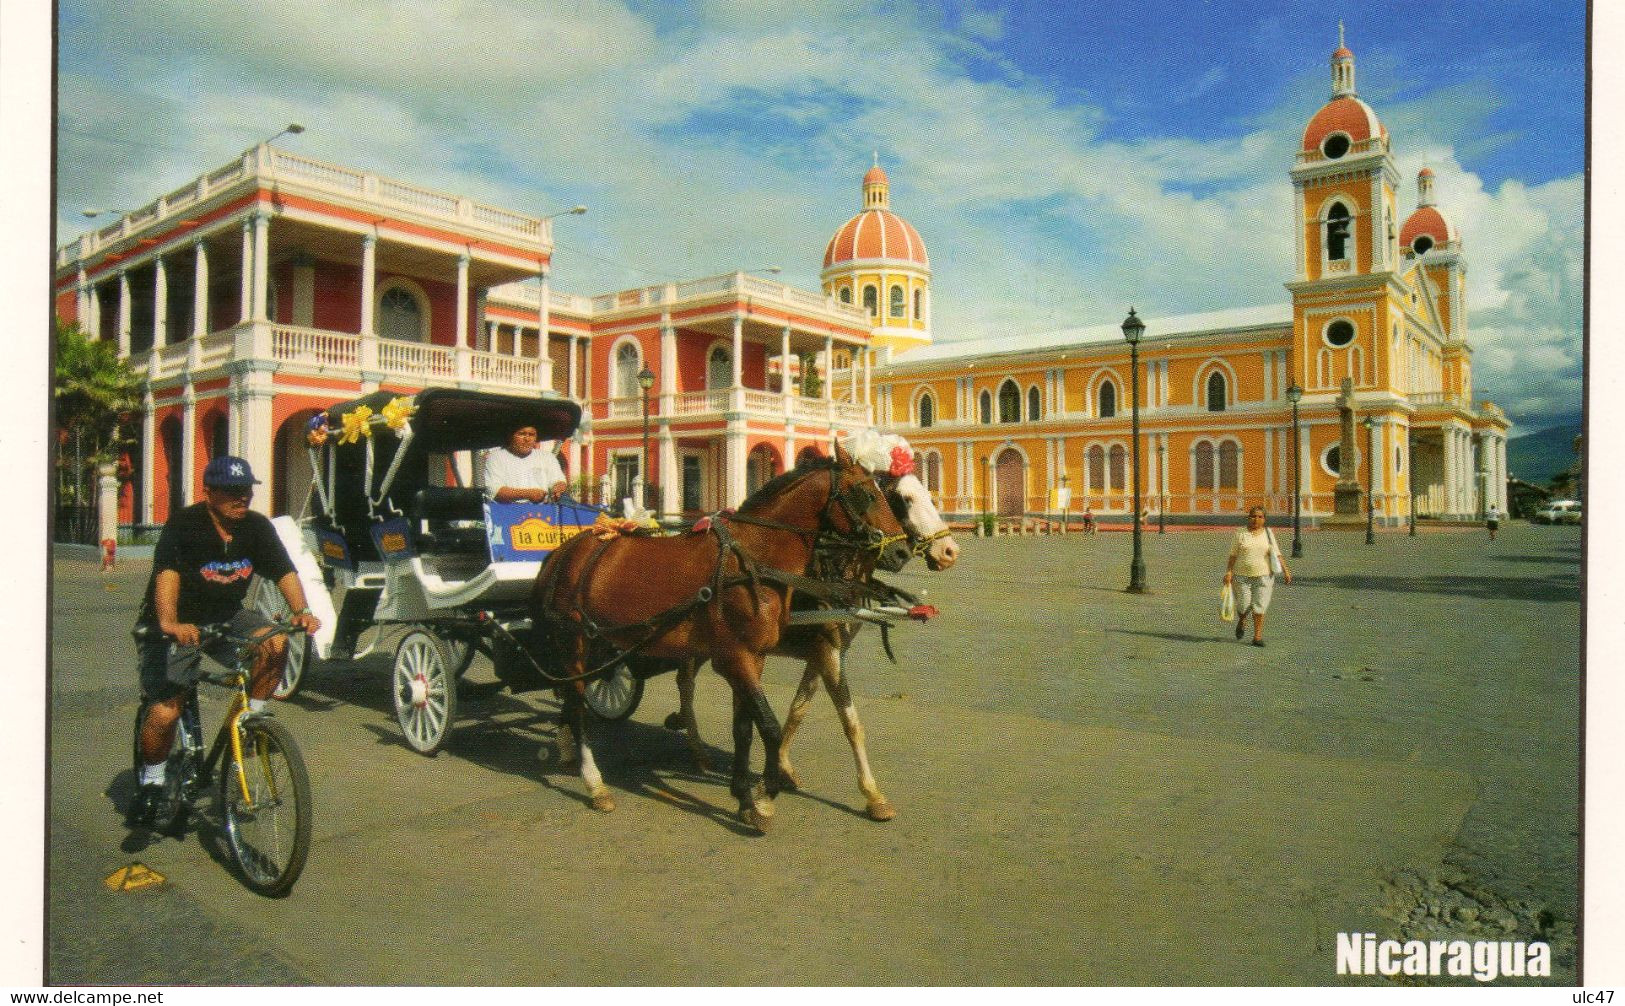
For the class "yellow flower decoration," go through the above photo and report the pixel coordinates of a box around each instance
[381,396,417,432]
[338,405,374,444]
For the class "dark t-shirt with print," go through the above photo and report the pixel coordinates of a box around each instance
[138,504,295,627]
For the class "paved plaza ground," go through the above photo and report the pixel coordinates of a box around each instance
[44,521,1581,985]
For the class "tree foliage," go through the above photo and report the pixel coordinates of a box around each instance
[53,319,143,505]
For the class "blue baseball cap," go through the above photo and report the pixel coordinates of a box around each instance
[203,455,261,488]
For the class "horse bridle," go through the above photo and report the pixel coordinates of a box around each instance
[728,462,907,561]
[871,473,953,559]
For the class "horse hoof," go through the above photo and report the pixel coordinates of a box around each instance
[590,791,617,813]
[866,799,897,822]
[740,804,775,833]
[777,765,802,791]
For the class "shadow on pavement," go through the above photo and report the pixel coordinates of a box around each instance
[1299,573,1580,603]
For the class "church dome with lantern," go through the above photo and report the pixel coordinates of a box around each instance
[821,158,932,355]
[1399,168,1460,256]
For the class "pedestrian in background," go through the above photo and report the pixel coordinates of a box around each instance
[1224,505,1291,647]
[1486,505,1501,542]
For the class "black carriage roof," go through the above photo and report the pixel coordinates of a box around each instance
[324,388,581,453]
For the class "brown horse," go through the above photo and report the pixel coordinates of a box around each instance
[530,447,910,830]
[668,469,958,820]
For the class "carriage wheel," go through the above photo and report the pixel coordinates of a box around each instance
[393,631,458,755]
[584,660,644,721]
[253,579,313,700]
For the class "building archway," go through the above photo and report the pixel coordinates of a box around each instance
[159,415,184,522]
[273,409,322,517]
[746,443,780,495]
[995,448,1024,516]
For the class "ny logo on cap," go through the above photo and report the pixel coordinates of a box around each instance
[230,462,246,476]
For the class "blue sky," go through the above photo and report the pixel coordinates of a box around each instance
[53,0,1587,433]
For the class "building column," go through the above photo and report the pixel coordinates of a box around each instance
[153,256,168,348]
[251,212,270,321]
[454,253,471,382]
[233,375,277,516]
[538,264,550,359]
[730,317,744,388]
[567,334,579,399]
[117,271,132,357]
[140,392,156,527]
[822,335,834,404]
[88,284,102,342]
[75,268,89,328]
[181,388,197,507]
[239,218,254,324]
[659,317,677,414]
[659,428,678,516]
[779,326,792,403]
[359,233,379,393]
[192,239,210,340]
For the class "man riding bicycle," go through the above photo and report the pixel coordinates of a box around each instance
[130,456,321,828]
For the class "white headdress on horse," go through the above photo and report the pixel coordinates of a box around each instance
[839,429,914,479]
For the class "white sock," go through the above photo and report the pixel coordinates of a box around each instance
[248,698,268,713]
[139,762,166,786]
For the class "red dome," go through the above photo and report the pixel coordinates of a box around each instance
[823,209,929,268]
[1302,95,1385,152]
[1418,166,1435,178]
[1332,46,1354,59]
[863,164,888,187]
[1400,206,1456,251]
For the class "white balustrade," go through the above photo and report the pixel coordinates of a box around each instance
[377,339,456,380]
[270,324,360,369]
[378,178,458,215]
[469,352,541,389]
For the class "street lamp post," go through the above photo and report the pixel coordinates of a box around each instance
[1363,416,1376,545]
[638,366,655,514]
[543,204,589,221]
[263,123,305,146]
[1060,472,1070,533]
[1408,431,1418,536]
[1287,382,1304,558]
[1122,308,1148,594]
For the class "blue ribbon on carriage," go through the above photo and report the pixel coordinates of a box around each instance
[368,516,418,562]
[484,498,603,563]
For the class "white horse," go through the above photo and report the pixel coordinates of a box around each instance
[670,443,959,821]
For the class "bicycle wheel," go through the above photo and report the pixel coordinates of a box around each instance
[219,716,312,898]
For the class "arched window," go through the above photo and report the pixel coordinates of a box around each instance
[978,390,992,425]
[1194,441,1216,490]
[918,392,935,428]
[1087,445,1105,491]
[615,342,642,399]
[922,451,942,493]
[707,345,731,390]
[998,380,1021,423]
[838,286,852,304]
[913,289,923,320]
[1027,386,1042,421]
[1098,381,1116,418]
[379,286,425,342]
[1326,202,1351,262]
[889,285,905,318]
[1108,445,1126,492]
[1218,441,1239,489]
[862,286,878,316]
[1206,371,1227,411]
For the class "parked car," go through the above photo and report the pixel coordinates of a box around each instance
[1533,499,1582,525]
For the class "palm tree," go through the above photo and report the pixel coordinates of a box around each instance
[53,319,143,509]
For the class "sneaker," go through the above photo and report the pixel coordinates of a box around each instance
[126,783,164,828]
[1251,639,1266,647]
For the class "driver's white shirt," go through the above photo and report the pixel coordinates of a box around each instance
[481,444,566,496]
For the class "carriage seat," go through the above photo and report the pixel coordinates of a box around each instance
[411,487,490,555]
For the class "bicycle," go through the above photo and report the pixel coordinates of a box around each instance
[131,620,313,898]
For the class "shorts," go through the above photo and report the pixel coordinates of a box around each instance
[137,608,276,701]
[1232,574,1275,616]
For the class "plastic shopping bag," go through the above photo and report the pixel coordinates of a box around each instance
[1220,584,1235,622]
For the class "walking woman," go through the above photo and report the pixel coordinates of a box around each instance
[1224,505,1292,646]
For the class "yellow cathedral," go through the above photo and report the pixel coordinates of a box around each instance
[856,37,1510,526]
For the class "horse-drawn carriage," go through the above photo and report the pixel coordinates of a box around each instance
[257,386,959,826]
[254,388,655,754]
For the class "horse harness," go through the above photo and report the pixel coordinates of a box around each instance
[532,465,906,682]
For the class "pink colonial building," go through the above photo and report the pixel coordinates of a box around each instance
[53,143,879,529]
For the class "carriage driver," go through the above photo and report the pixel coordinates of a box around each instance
[482,423,568,503]
[129,456,321,828]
